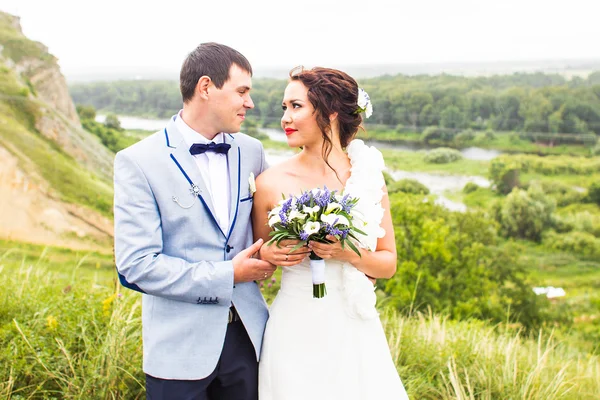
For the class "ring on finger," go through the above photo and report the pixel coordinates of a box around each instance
[285,254,288,261]
[263,272,268,279]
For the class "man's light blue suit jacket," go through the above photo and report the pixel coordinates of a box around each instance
[113,116,269,380]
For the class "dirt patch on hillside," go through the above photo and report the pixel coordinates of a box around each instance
[0,145,113,252]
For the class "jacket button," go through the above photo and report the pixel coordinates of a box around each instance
[226,245,233,253]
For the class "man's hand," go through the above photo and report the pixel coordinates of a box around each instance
[232,239,277,283]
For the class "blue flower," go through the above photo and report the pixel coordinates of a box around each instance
[341,193,352,213]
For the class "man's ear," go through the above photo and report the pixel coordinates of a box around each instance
[196,76,212,100]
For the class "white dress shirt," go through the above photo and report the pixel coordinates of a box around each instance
[176,112,230,233]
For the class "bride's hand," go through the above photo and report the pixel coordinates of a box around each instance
[259,240,311,266]
[308,235,356,263]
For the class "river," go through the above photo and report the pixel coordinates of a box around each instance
[98,116,495,211]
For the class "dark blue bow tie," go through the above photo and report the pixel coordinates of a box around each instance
[189,142,231,155]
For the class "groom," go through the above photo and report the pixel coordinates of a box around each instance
[113,42,275,399]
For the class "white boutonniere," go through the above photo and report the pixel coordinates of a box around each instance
[248,172,256,196]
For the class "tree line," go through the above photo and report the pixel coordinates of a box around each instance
[70,71,600,136]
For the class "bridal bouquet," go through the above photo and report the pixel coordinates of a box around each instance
[267,187,365,298]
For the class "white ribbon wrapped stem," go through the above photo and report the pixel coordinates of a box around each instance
[310,259,326,284]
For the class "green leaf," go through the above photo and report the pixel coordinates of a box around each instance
[345,239,362,257]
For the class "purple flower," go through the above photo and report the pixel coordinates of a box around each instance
[300,231,309,241]
[325,223,343,237]
[298,191,311,205]
[271,277,277,283]
[341,194,352,213]
[279,210,288,226]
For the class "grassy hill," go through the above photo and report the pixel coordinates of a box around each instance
[0,11,114,220]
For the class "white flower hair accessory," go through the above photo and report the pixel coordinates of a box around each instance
[356,88,373,119]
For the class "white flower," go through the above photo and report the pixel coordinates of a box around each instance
[288,210,308,222]
[365,102,373,119]
[248,172,256,196]
[303,205,320,216]
[357,88,373,119]
[357,88,369,109]
[268,206,282,217]
[303,221,321,235]
[321,213,350,227]
[325,202,342,214]
[268,214,281,227]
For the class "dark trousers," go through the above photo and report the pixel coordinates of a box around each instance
[145,319,258,400]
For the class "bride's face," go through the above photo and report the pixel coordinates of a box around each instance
[281,81,322,148]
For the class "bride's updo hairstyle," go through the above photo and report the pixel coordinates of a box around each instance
[289,66,363,167]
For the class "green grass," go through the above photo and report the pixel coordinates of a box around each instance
[381,148,490,176]
[1,243,599,398]
[443,187,501,209]
[359,127,593,157]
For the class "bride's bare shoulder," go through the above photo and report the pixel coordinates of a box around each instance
[256,159,297,189]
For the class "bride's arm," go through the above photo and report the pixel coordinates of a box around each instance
[309,185,397,279]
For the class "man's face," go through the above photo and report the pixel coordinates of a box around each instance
[207,64,254,134]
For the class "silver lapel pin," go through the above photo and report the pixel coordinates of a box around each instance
[172,184,201,209]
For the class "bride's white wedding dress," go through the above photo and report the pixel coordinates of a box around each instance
[259,140,409,400]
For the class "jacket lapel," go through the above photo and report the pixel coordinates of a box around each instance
[166,118,223,238]
[225,134,241,239]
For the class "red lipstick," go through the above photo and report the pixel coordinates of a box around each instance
[284,128,297,136]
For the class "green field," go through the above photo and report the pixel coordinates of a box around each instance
[1,241,599,399]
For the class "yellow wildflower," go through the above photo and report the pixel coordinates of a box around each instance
[46,315,58,331]
[102,293,117,316]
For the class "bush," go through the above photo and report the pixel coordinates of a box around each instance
[484,129,496,140]
[454,129,475,144]
[494,154,600,176]
[489,157,521,195]
[551,211,600,236]
[382,170,395,186]
[588,182,600,205]
[424,147,463,164]
[385,194,546,331]
[76,104,97,120]
[544,231,600,259]
[556,190,587,207]
[593,139,600,156]
[388,179,430,195]
[463,182,480,194]
[421,126,441,143]
[540,181,586,206]
[497,184,555,241]
[104,113,122,131]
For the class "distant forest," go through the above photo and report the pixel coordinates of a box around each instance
[70,71,600,136]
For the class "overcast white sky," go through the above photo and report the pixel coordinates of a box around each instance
[3,0,599,77]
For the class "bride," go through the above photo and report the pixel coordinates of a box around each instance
[252,66,409,400]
